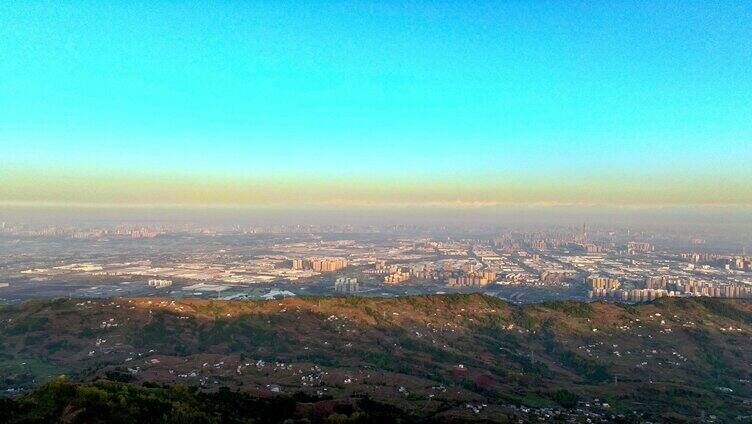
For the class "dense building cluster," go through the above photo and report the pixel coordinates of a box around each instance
[586,276,621,297]
[291,258,348,272]
[447,271,497,287]
[383,270,410,284]
[589,275,752,300]
[681,252,752,271]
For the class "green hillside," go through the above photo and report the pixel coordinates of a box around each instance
[1,294,751,422]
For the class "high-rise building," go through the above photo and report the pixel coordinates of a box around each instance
[586,276,620,290]
[291,258,348,272]
[335,277,359,294]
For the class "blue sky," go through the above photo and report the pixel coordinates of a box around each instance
[1,1,751,205]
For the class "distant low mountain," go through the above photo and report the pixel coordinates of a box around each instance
[1,294,751,423]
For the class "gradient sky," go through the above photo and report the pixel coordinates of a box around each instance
[1,1,751,207]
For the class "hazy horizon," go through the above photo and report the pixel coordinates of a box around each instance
[3,204,752,230]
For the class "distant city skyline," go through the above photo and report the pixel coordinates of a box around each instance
[2,2,751,207]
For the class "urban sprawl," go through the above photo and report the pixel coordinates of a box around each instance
[1,221,751,304]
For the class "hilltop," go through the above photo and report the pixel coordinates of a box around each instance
[1,294,751,422]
